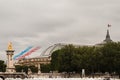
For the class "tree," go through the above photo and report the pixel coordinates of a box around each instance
[58,45,76,73]
[41,64,51,73]
[51,50,61,71]
[22,65,28,74]
[15,65,38,74]
[50,42,120,76]
[29,65,38,73]
[51,45,98,74]
[100,42,120,74]
[0,60,6,72]
[15,65,23,72]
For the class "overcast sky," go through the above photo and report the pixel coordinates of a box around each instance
[0,0,120,60]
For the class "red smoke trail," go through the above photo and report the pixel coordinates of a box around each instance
[17,46,40,60]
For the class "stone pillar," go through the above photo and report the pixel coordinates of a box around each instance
[82,69,85,78]
[38,63,41,74]
[6,42,15,73]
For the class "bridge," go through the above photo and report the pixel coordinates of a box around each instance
[0,72,28,80]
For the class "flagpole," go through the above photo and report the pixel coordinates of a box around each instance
[107,24,111,30]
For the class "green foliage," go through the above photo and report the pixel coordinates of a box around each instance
[41,64,51,73]
[15,65,23,72]
[50,42,120,75]
[99,42,120,73]
[22,65,29,74]
[51,50,61,71]
[29,65,38,73]
[59,45,76,72]
[15,65,38,74]
[0,60,6,72]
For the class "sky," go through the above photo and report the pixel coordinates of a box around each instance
[0,0,120,60]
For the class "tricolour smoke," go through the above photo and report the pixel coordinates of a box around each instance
[16,46,40,60]
[13,46,33,60]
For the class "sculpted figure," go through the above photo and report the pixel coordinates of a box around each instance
[8,42,13,50]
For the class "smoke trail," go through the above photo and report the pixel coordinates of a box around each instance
[17,46,40,60]
[13,46,33,60]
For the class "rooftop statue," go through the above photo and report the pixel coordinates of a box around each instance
[8,42,13,50]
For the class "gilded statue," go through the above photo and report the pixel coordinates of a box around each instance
[8,42,13,50]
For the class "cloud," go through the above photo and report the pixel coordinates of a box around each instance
[0,0,120,60]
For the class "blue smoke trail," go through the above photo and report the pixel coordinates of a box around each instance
[13,46,33,60]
